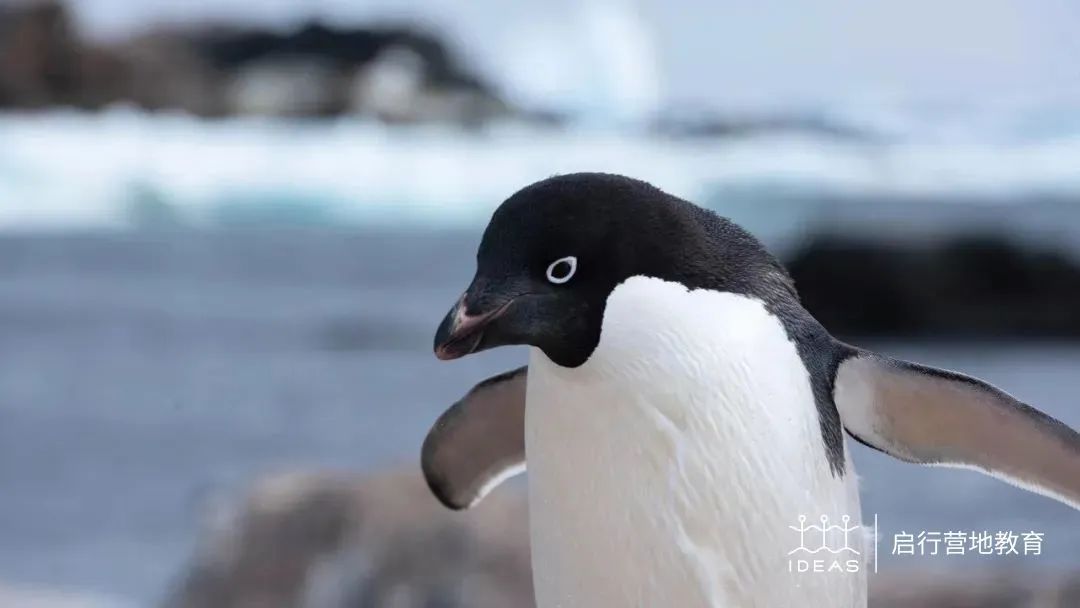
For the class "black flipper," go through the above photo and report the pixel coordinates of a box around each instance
[835,350,1080,510]
[421,367,528,510]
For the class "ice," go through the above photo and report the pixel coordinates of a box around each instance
[2,107,1079,231]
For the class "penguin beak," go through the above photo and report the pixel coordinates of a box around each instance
[434,296,511,360]
[433,282,539,360]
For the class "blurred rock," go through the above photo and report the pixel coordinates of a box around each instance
[163,470,532,608]
[115,31,226,116]
[0,1,510,124]
[0,0,88,108]
[197,22,509,123]
[786,234,1080,338]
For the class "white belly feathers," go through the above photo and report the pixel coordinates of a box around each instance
[525,276,865,608]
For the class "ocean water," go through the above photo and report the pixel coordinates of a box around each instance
[0,229,1077,605]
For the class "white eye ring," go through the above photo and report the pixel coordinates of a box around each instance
[546,256,577,284]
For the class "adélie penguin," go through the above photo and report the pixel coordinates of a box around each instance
[422,173,1080,608]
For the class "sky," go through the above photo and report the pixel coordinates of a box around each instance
[66,0,1080,116]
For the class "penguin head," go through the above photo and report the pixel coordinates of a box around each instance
[434,172,794,367]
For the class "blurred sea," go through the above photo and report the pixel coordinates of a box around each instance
[0,229,1078,605]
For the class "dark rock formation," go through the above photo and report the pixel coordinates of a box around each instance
[163,471,532,608]
[786,234,1080,339]
[195,23,479,91]
[113,31,227,117]
[0,0,127,110]
[0,1,508,124]
[186,22,507,121]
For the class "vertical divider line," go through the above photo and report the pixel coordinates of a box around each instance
[873,513,879,574]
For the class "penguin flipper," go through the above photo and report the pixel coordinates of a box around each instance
[834,351,1080,510]
[421,366,527,510]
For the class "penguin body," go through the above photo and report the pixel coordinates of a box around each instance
[421,173,1080,608]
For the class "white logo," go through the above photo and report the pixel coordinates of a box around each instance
[788,515,861,555]
[787,514,864,574]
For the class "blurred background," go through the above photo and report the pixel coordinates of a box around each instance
[1,0,1079,606]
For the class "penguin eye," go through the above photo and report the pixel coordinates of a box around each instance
[546,256,577,284]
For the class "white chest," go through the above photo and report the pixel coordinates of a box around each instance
[524,277,865,608]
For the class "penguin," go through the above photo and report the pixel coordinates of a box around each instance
[422,173,1080,608]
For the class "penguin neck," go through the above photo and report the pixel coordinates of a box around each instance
[523,276,862,607]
